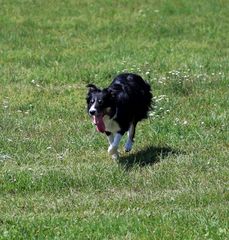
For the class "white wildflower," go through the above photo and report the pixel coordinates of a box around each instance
[183,120,188,125]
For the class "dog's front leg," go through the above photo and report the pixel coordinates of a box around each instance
[108,132,123,158]
[106,131,114,146]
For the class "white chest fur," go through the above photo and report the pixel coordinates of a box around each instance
[103,115,120,133]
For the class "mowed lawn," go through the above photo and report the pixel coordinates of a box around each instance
[0,0,228,239]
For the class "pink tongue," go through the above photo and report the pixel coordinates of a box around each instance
[93,116,105,133]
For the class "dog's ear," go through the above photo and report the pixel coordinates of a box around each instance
[86,84,99,92]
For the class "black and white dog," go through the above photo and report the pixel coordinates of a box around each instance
[86,73,152,159]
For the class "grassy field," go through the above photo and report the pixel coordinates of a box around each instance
[0,0,229,239]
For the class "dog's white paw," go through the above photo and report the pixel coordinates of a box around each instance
[111,153,119,160]
[108,145,118,155]
[125,140,133,152]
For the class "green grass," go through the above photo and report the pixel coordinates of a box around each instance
[0,0,229,239]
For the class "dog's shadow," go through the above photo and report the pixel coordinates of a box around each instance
[118,145,183,170]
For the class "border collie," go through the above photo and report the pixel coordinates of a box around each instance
[86,73,152,159]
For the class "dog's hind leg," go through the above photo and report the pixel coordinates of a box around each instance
[125,122,136,152]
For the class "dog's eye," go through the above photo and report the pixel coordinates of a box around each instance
[90,99,95,104]
[98,99,103,104]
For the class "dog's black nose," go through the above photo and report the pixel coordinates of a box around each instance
[89,110,96,116]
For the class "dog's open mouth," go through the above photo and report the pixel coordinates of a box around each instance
[93,115,105,133]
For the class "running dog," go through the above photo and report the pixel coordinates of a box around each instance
[86,73,152,159]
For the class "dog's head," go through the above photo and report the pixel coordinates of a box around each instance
[86,84,114,117]
[86,84,116,133]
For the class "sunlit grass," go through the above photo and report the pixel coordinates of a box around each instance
[0,0,228,239]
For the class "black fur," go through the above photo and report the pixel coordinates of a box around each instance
[86,73,152,155]
[87,73,152,132]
